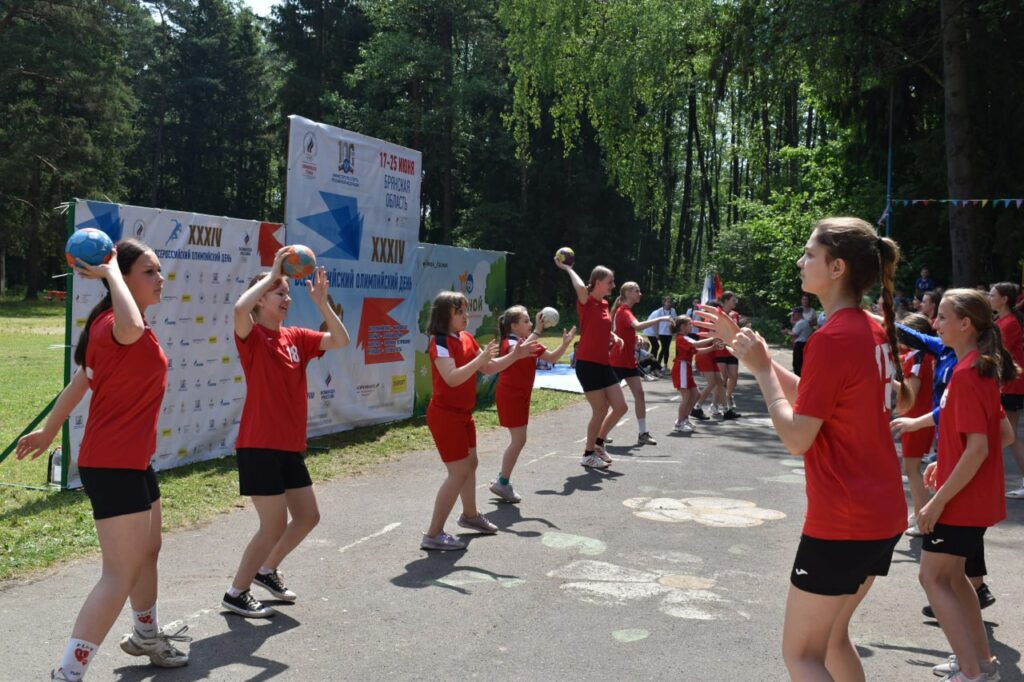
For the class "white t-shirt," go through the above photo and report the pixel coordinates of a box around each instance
[649,307,676,336]
[792,319,812,343]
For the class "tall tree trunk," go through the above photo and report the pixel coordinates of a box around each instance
[438,7,454,244]
[24,158,41,301]
[672,90,696,279]
[657,107,676,290]
[940,0,979,286]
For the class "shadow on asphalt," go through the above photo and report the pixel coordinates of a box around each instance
[112,611,301,681]
[533,468,625,497]
[390,551,519,595]
[869,620,1021,679]
[484,502,558,537]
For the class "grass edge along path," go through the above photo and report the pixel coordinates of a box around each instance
[0,389,582,585]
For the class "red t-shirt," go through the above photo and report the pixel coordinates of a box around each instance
[610,306,638,368]
[902,350,934,418]
[714,309,741,358]
[235,324,325,452]
[497,335,544,391]
[575,296,612,364]
[935,350,1006,527]
[429,331,481,412]
[996,314,1024,395]
[674,334,697,365]
[79,309,168,469]
[793,308,907,540]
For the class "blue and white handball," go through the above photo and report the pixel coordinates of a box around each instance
[65,228,114,267]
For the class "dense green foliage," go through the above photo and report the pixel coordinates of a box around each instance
[1,0,1021,325]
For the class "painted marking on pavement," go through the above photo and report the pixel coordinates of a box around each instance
[612,629,650,643]
[524,450,560,467]
[647,405,661,412]
[338,522,401,554]
[623,497,786,527]
[548,560,741,621]
[541,531,607,556]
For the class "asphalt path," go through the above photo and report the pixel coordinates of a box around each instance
[2,349,1022,681]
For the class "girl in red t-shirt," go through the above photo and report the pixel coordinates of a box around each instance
[894,313,935,536]
[896,289,1017,680]
[691,302,725,420]
[610,282,673,445]
[988,281,1024,498]
[223,247,350,619]
[422,292,540,551]
[714,292,744,419]
[490,306,575,503]
[695,217,913,681]
[554,259,627,469]
[17,240,190,679]
[669,316,718,433]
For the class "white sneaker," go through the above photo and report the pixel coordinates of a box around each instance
[906,520,923,537]
[1006,483,1024,499]
[594,444,613,464]
[119,622,191,667]
[673,420,694,433]
[932,654,1001,680]
[581,453,609,469]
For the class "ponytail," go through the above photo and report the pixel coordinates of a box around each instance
[72,239,151,367]
[877,236,914,413]
[496,305,528,357]
[976,322,1020,383]
[74,292,113,367]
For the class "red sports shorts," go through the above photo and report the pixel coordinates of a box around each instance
[427,403,476,462]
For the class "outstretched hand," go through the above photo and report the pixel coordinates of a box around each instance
[562,326,577,344]
[515,340,543,357]
[692,303,741,346]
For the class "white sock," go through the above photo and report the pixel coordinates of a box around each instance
[132,605,158,638]
[258,566,274,575]
[637,418,647,433]
[58,639,98,681]
[227,586,244,598]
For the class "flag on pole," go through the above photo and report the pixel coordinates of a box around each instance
[700,272,723,305]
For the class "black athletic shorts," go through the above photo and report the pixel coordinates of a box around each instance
[791,533,901,596]
[1001,393,1024,413]
[79,465,160,520]
[237,448,313,496]
[715,356,739,366]
[612,366,642,381]
[575,359,619,392]
[922,524,987,572]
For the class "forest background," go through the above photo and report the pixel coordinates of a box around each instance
[2,0,1022,327]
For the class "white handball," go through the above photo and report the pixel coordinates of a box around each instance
[539,306,560,328]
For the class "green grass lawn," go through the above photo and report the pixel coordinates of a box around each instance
[0,298,582,582]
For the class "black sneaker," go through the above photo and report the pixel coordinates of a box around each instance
[922,583,996,618]
[976,583,996,609]
[722,408,741,420]
[253,570,297,602]
[222,590,275,618]
[690,407,710,421]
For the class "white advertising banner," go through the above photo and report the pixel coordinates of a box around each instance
[67,200,283,487]
[284,116,421,433]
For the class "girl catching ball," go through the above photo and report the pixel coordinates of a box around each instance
[696,217,912,681]
[490,306,575,502]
